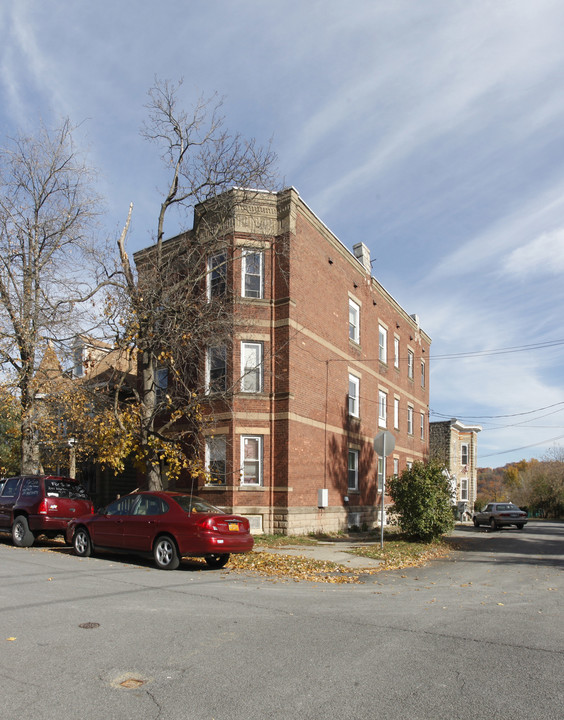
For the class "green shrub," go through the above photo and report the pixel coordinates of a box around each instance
[387,460,455,541]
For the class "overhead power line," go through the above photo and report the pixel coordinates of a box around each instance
[430,401,564,421]
[480,432,564,459]
[430,338,564,360]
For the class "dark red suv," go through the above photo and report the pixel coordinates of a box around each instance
[0,475,93,547]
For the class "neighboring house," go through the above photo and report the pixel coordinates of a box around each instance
[32,338,137,504]
[135,187,431,534]
[71,335,136,386]
[429,419,482,516]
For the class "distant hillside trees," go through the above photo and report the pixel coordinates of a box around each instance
[478,450,564,517]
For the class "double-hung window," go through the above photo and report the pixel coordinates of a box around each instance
[349,299,360,343]
[378,390,387,427]
[208,252,227,298]
[407,350,414,380]
[205,436,226,485]
[407,406,414,435]
[420,412,425,440]
[348,374,360,417]
[155,366,168,404]
[241,342,263,393]
[421,360,425,388]
[378,325,387,364]
[460,476,468,501]
[377,457,384,492]
[348,449,359,491]
[241,436,262,485]
[461,444,469,466]
[206,346,227,393]
[393,397,400,430]
[242,249,263,299]
[394,337,400,369]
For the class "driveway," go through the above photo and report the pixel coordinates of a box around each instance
[0,521,562,720]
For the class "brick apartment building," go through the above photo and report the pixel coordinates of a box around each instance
[429,419,482,516]
[136,187,431,534]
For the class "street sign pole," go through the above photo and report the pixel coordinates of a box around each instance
[373,430,395,550]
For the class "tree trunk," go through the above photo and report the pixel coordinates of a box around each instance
[141,350,163,490]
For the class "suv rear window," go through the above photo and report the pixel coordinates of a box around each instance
[45,478,89,500]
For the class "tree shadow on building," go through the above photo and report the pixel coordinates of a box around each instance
[327,404,377,509]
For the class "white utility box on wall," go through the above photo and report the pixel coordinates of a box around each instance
[318,488,329,508]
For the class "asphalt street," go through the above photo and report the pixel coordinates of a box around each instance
[1,521,563,720]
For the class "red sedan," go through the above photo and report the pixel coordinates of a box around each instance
[66,491,254,570]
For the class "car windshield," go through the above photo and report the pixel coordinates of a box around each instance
[45,478,89,500]
[172,495,225,515]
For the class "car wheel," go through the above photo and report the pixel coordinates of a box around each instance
[153,536,180,570]
[516,523,525,530]
[489,518,497,531]
[473,517,479,527]
[205,553,230,569]
[73,527,93,557]
[12,516,35,547]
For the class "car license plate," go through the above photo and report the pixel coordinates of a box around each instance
[228,523,239,532]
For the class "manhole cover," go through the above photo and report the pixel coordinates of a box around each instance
[78,622,100,629]
[120,678,145,689]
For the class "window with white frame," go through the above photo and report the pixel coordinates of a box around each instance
[407,350,414,379]
[379,325,387,363]
[349,299,360,343]
[393,457,399,475]
[394,397,399,429]
[420,412,425,440]
[241,342,263,393]
[207,252,227,299]
[377,456,384,491]
[241,436,262,485]
[206,345,227,393]
[460,476,468,500]
[378,390,387,427]
[242,249,263,299]
[348,449,359,491]
[406,460,413,470]
[348,374,360,417]
[420,359,426,388]
[407,405,413,435]
[205,436,226,485]
[394,336,400,368]
[461,443,469,466]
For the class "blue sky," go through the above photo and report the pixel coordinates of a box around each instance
[2,0,564,466]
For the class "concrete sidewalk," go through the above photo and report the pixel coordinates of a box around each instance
[253,540,383,569]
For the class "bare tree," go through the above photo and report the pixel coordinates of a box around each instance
[115,79,279,490]
[0,120,106,473]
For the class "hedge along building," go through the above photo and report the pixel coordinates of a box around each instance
[135,188,431,535]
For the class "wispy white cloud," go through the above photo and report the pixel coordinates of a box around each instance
[503,228,564,277]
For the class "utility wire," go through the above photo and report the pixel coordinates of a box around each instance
[430,401,564,420]
[430,338,564,360]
